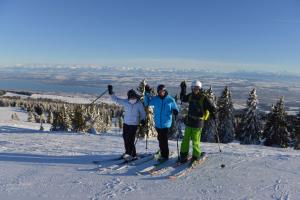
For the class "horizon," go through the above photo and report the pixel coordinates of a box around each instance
[0,0,300,73]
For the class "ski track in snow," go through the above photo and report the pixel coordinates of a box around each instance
[1,107,300,200]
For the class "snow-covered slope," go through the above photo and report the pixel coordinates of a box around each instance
[0,107,299,200]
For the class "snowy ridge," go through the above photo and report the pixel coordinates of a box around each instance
[0,107,299,200]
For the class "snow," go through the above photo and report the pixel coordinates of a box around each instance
[3,92,114,105]
[0,107,300,200]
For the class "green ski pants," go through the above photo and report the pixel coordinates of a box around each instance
[180,126,202,158]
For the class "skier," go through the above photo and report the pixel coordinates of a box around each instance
[144,84,179,162]
[179,80,216,163]
[108,85,146,161]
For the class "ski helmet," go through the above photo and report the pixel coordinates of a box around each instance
[127,89,137,99]
[191,80,202,88]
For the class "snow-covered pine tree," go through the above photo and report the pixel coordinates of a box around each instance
[40,123,44,131]
[50,111,60,131]
[202,86,218,142]
[62,104,72,131]
[34,113,41,123]
[86,105,109,134]
[239,88,262,145]
[118,116,123,132]
[11,113,20,121]
[51,104,72,131]
[72,105,87,132]
[47,110,54,124]
[136,79,157,138]
[217,86,235,143]
[40,113,46,123]
[27,110,35,122]
[264,96,290,148]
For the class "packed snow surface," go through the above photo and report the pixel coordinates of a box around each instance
[0,107,299,200]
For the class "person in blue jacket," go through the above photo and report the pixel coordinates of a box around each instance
[144,84,179,161]
[108,85,146,161]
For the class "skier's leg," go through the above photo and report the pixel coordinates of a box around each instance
[180,126,192,160]
[156,128,169,159]
[128,125,138,157]
[191,127,202,159]
[161,128,169,159]
[123,124,130,155]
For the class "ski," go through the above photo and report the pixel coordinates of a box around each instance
[150,156,192,176]
[92,156,123,164]
[113,153,156,171]
[168,152,208,180]
[95,153,152,172]
[136,153,177,175]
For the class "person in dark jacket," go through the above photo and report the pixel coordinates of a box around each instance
[179,80,216,163]
[108,85,146,161]
[144,84,179,161]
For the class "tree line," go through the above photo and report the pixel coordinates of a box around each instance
[1,86,299,149]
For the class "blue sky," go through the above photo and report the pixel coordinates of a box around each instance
[0,0,299,73]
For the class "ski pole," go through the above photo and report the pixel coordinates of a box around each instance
[176,132,179,160]
[215,130,222,153]
[175,118,180,159]
[145,131,149,150]
[215,130,226,168]
[90,89,108,105]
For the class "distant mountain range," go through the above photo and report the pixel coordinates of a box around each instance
[1,64,299,82]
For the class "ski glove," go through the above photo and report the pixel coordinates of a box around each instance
[180,81,187,90]
[180,81,187,101]
[108,85,114,95]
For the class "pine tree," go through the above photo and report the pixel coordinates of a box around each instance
[202,86,218,142]
[217,86,235,143]
[47,111,54,124]
[72,105,87,132]
[239,88,262,145]
[51,104,72,131]
[50,111,60,131]
[118,116,123,132]
[136,79,157,138]
[264,97,290,148]
[11,113,20,121]
[40,123,44,131]
[61,104,72,131]
[27,111,35,122]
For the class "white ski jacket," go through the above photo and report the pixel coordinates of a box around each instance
[110,95,146,126]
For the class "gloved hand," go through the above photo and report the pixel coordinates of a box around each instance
[108,85,114,95]
[140,119,146,126]
[180,81,187,90]
[180,81,187,101]
[145,84,151,93]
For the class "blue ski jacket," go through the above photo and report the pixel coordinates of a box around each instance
[144,93,179,129]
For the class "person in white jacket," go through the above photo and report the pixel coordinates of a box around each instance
[108,85,146,160]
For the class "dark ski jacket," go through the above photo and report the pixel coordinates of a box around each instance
[181,92,216,128]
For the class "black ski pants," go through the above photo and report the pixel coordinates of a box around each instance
[123,123,138,157]
[156,127,170,159]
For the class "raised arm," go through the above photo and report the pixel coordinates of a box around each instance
[180,81,190,103]
[108,85,128,106]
